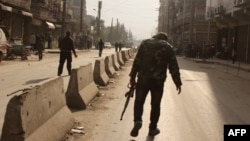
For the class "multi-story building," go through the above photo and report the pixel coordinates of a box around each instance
[159,0,250,62]
[158,0,218,57]
[68,0,87,34]
[0,0,33,45]
[67,0,89,49]
[158,0,168,33]
[0,0,87,48]
[207,0,250,63]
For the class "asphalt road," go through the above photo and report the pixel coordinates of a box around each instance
[66,55,250,141]
[1,49,250,141]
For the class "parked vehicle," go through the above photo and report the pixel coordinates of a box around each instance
[104,42,112,49]
[7,38,29,60]
[0,28,11,62]
[0,27,30,62]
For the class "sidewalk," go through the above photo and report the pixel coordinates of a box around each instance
[44,48,92,54]
[184,57,250,72]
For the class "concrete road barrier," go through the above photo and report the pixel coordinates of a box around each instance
[66,63,99,109]
[1,77,74,141]
[93,58,109,86]
[129,48,137,57]
[104,55,116,77]
[111,54,120,71]
[128,48,134,57]
[117,52,125,66]
[125,50,130,59]
[121,50,129,62]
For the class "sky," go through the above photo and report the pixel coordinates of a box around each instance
[86,0,160,40]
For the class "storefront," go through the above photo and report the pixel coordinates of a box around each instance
[0,3,12,39]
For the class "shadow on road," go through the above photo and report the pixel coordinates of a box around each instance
[24,77,51,85]
[180,57,250,126]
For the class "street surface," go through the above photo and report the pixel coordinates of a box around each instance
[66,54,250,141]
[0,48,115,138]
[1,48,250,141]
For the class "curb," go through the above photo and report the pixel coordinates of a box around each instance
[45,49,91,54]
[184,57,250,72]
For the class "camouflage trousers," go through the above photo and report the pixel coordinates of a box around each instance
[133,77,165,129]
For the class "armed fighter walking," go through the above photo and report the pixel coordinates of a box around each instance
[128,32,182,137]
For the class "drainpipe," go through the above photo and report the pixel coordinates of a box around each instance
[182,0,185,47]
[61,0,66,36]
[167,1,170,33]
[22,20,24,43]
[246,24,249,63]
[190,0,195,44]
[205,0,212,62]
[80,0,83,32]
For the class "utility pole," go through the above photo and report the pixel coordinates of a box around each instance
[167,0,170,33]
[97,1,102,38]
[61,0,66,36]
[80,0,83,33]
[110,18,113,42]
[182,0,185,47]
[190,0,196,45]
[204,0,212,62]
[207,0,212,49]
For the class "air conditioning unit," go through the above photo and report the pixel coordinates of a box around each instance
[207,8,214,17]
[238,0,246,4]
[217,6,224,14]
[207,11,212,18]
[235,0,249,6]
[234,0,238,6]
[214,6,224,14]
[214,8,218,14]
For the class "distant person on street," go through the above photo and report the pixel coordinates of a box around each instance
[47,34,52,49]
[115,42,119,52]
[36,37,44,61]
[98,39,104,57]
[57,31,77,76]
[129,32,182,137]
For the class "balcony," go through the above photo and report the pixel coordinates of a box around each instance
[31,3,59,22]
[234,0,250,7]
[214,5,225,16]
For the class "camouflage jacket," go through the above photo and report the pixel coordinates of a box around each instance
[129,38,182,87]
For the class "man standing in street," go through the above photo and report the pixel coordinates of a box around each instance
[36,37,44,61]
[57,31,77,76]
[98,39,104,57]
[129,32,182,137]
[115,42,119,52]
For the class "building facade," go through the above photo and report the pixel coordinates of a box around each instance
[0,0,33,45]
[158,0,218,57]
[0,0,87,48]
[207,0,250,63]
[159,0,250,63]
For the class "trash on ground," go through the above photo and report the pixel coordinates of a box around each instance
[70,128,85,134]
[74,126,84,130]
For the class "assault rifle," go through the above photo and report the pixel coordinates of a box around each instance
[120,84,136,121]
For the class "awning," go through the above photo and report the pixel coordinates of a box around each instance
[21,11,33,18]
[55,24,62,28]
[31,19,42,26]
[0,3,12,12]
[46,21,55,29]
